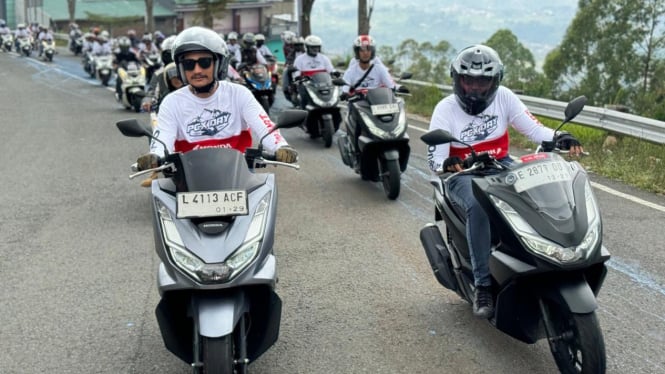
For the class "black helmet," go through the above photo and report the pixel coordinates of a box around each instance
[450,45,504,115]
[172,26,229,84]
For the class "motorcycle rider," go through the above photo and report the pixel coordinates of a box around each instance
[113,36,141,101]
[341,35,407,151]
[293,35,334,109]
[68,23,82,52]
[254,33,273,58]
[92,32,112,56]
[127,29,140,49]
[235,32,268,72]
[136,26,298,172]
[0,20,11,48]
[37,26,54,57]
[142,35,178,113]
[13,23,30,51]
[283,35,305,103]
[226,31,240,58]
[427,44,584,319]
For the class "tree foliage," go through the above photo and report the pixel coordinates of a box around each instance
[484,29,550,96]
[543,0,665,119]
[378,39,454,84]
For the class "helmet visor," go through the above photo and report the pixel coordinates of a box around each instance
[459,75,493,95]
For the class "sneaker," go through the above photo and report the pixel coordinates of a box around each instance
[473,286,495,319]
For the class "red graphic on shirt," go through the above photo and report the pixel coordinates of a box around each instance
[449,131,509,160]
[175,130,253,153]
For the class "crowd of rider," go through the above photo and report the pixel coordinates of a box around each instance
[0,20,56,56]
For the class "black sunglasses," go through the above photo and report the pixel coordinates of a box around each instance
[181,57,214,71]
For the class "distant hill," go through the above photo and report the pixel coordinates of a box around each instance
[311,0,578,69]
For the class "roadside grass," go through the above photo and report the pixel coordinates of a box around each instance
[404,84,665,195]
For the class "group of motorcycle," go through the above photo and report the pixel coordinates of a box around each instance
[1,34,55,61]
[282,64,412,200]
[81,47,159,112]
[115,47,610,371]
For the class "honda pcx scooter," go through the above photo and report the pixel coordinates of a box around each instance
[116,109,306,374]
[333,73,412,200]
[1,33,13,52]
[94,53,114,86]
[40,38,55,62]
[419,96,610,373]
[296,71,341,148]
[116,60,146,112]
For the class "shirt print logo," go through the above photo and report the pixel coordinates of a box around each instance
[459,114,499,142]
[186,109,231,137]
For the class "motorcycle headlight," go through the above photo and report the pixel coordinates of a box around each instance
[359,111,391,138]
[156,193,271,283]
[307,85,339,107]
[489,193,601,265]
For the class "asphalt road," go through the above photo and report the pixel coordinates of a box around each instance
[1,49,664,374]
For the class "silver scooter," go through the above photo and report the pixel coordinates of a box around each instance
[116,109,306,374]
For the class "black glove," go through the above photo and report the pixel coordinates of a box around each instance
[442,156,463,172]
[555,131,581,150]
[395,85,410,94]
[137,153,161,171]
[275,146,298,163]
[340,92,350,101]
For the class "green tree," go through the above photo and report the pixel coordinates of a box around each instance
[379,39,454,84]
[484,29,549,96]
[542,0,664,111]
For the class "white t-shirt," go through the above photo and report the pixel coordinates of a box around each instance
[341,60,395,93]
[152,81,288,157]
[427,86,555,172]
[293,53,334,78]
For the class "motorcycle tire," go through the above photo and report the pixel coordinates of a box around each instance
[321,117,334,148]
[541,300,606,374]
[200,334,234,374]
[380,158,401,200]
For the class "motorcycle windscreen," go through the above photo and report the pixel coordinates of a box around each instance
[488,153,589,246]
[176,148,265,192]
[308,72,333,88]
[365,87,394,105]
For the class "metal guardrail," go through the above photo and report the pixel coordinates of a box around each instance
[405,79,665,144]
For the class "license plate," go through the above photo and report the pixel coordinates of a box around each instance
[176,190,248,218]
[371,103,399,115]
[511,161,572,193]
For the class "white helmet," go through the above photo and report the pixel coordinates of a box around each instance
[227,31,238,41]
[304,35,322,57]
[281,30,296,43]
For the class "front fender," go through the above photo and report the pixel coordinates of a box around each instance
[546,275,598,314]
[194,291,249,338]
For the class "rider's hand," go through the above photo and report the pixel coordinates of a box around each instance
[555,131,584,156]
[137,153,161,171]
[340,92,350,101]
[275,146,298,163]
[395,85,410,94]
[442,156,463,172]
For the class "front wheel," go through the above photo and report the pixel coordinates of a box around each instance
[201,335,234,374]
[321,117,334,148]
[380,158,401,199]
[541,300,606,374]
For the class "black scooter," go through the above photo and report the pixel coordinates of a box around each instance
[419,96,610,373]
[295,71,342,148]
[333,74,412,200]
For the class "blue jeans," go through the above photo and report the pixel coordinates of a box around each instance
[446,157,513,287]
